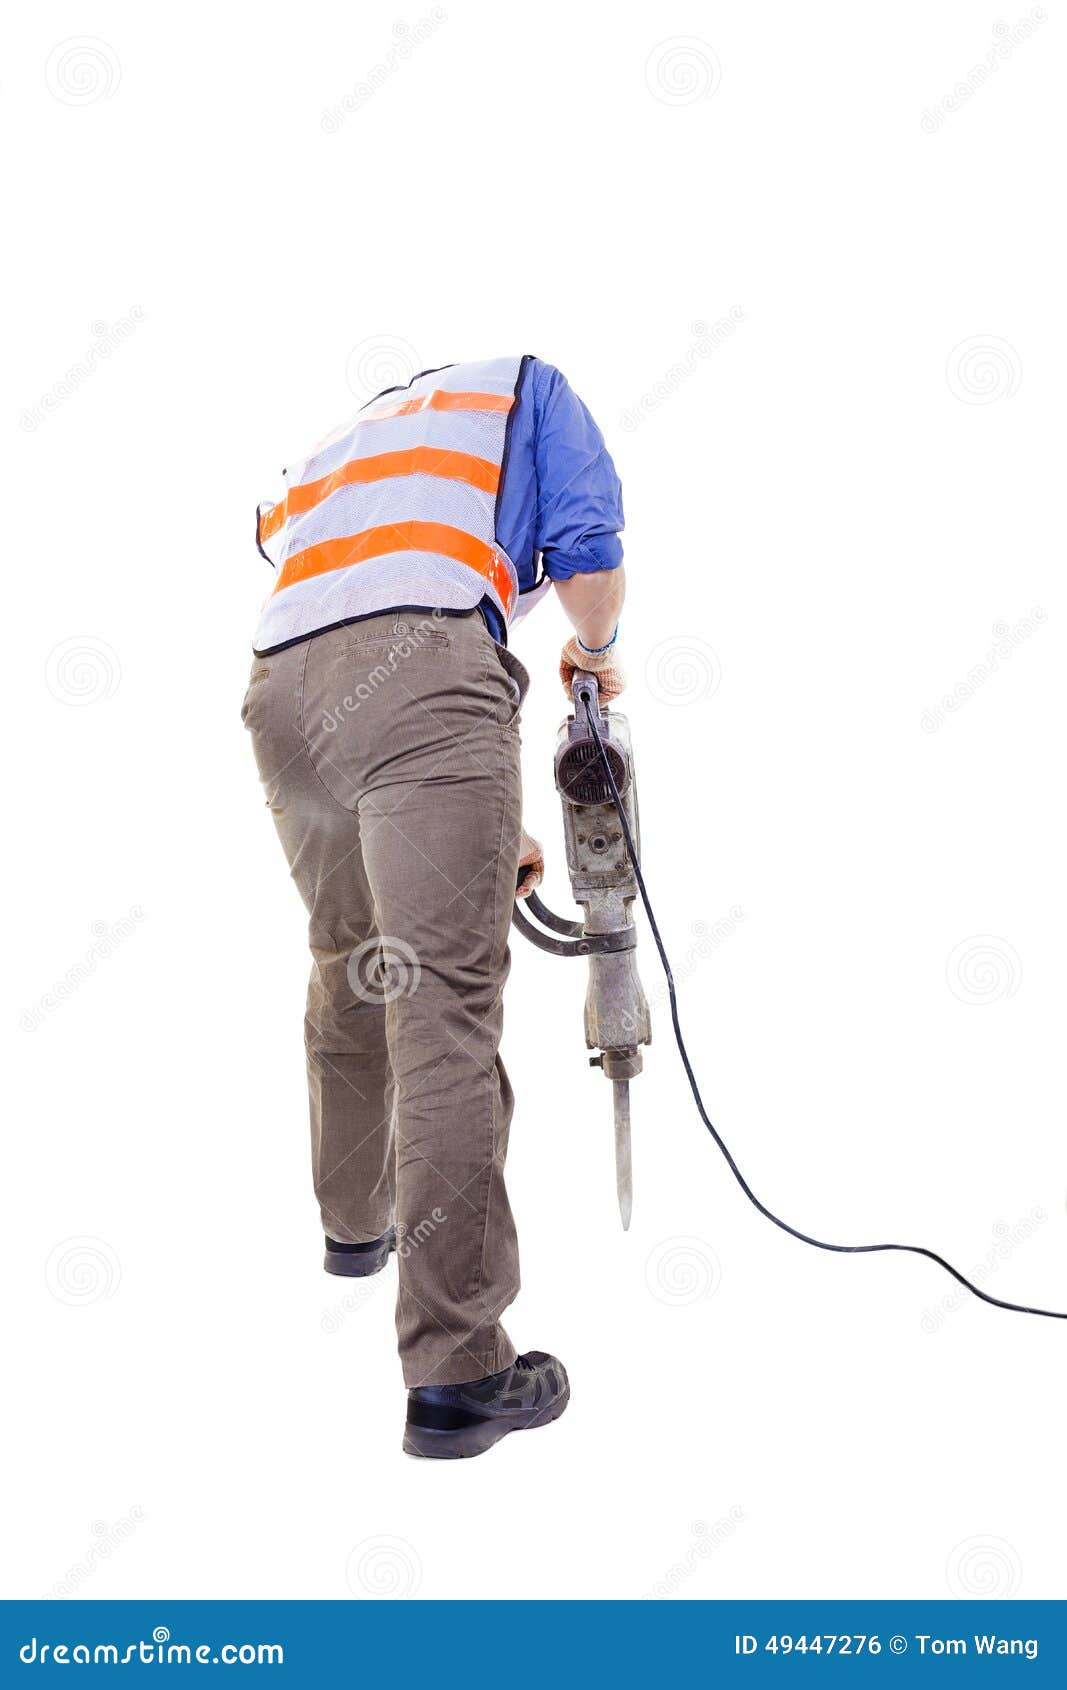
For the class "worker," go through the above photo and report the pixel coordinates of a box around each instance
[243,356,625,1458]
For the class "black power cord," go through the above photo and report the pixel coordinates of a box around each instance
[579,690,1067,1324]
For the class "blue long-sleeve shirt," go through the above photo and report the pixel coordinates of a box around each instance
[485,357,623,640]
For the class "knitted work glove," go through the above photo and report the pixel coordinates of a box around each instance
[559,634,626,703]
[516,828,544,899]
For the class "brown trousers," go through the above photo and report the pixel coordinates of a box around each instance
[242,609,530,1386]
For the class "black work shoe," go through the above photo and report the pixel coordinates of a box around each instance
[404,1351,570,1460]
[323,1227,396,1278]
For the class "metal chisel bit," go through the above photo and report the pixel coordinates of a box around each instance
[613,1079,633,1231]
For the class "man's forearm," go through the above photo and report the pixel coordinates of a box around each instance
[554,566,626,651]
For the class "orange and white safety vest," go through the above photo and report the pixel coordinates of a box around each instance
[253,356,528,654]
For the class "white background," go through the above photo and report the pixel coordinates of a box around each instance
[5,1,1065,1602]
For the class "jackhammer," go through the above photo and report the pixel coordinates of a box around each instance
[512,670,650,1229]
[512,667,1067,1327]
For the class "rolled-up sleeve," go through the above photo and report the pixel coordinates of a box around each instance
[532,361,624,580]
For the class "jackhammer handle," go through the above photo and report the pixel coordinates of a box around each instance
[522,888,584,937]
[512,873,585,940]
[571,668,602,714]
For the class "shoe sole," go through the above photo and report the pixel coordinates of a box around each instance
[323,1234,396,1278]
[402,1383,570,1460]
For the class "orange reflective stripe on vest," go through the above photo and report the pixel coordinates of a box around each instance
[362,388,514,423]
[258,445,501,544]
[273,521,517,618]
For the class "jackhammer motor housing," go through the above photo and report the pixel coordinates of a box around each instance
[554,683,651,1066]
